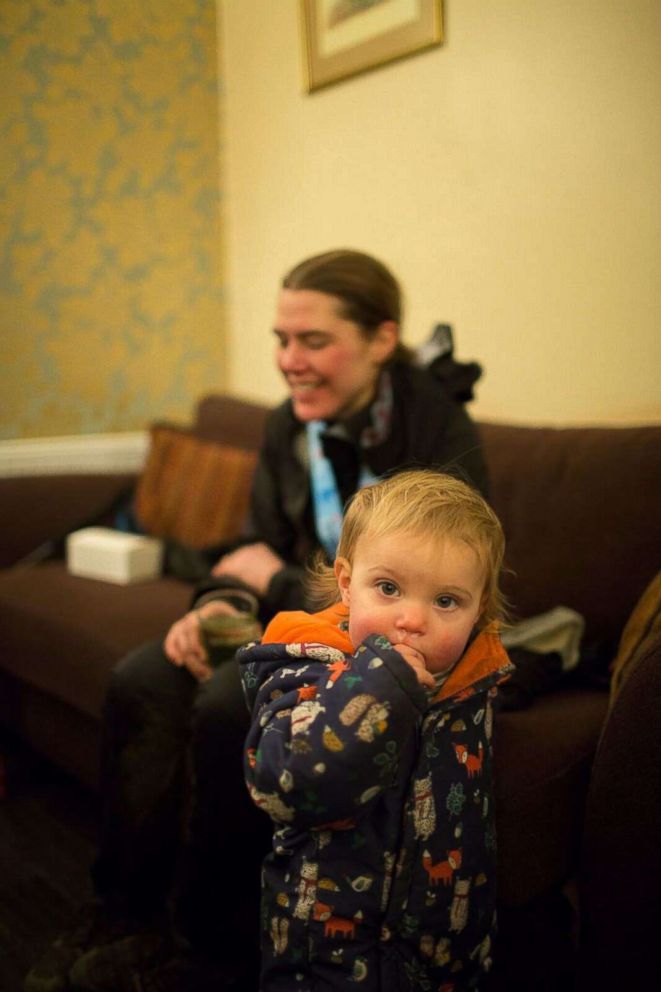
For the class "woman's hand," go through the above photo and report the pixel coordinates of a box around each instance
[164,600,240,683]
[211,542,284,596]
[393,644,436,690]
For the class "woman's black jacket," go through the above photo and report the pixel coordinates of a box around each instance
[194,360,488,623]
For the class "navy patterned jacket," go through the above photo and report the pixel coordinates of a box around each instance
[239,606,513,991]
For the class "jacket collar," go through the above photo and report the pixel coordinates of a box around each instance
[429,622,514,705]
[312,607,513,704]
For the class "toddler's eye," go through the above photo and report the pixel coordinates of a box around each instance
[436,595,458,610]
[376,581,399,597]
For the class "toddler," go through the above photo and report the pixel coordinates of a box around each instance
[239,469,513,990]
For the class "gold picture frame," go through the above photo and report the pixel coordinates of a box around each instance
[300,0,443,93]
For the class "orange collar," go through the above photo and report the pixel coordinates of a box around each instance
[262,607,510,700]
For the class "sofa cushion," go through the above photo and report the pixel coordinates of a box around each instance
[0,561,191,719]
[493,686,608,906]
[134,425,257,549]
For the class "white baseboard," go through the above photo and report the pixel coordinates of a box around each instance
[0,431,149,477]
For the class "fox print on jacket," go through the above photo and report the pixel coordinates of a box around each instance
[239,605,513,991]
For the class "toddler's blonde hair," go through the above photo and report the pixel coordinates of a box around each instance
[309,469,506,628]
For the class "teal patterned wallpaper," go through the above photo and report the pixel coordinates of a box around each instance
[0,0,225,439]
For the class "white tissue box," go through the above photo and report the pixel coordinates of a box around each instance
[67,527,164,584]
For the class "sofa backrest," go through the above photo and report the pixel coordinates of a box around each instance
[194,394,660,667]
[479,421,661,664]
[194,394,270,451]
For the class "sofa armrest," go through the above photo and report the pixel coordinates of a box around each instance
[0,473,137,568]
[577,633,661,987]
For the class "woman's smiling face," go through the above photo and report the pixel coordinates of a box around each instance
[273,289,397,423]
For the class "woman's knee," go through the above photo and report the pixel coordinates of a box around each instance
[192,657,249,748]
[107,640,193,719]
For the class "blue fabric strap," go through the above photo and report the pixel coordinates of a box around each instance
[306,420,378,559]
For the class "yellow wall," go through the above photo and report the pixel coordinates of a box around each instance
[1,0,225,439]
[221,0,661,425]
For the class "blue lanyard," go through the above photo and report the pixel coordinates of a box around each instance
[306,421,378,559]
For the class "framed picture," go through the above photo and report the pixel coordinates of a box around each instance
[300,0,443,93]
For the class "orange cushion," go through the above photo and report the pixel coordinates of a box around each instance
[134,425,257,548]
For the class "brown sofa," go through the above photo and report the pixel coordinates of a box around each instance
[1,394,659,988]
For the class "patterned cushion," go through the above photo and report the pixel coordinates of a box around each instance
[134,425,257,548]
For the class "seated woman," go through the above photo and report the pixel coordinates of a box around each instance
[26,249,488,992]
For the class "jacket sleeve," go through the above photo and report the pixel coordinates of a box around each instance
[244,425,309,616]
[242,422,299,556]
[190,412,310,620]
[375,364,490,501]
[431,398,489,499]
[240,636,428,830]
[190,562,307,623]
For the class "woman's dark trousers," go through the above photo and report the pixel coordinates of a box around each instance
[90,640,270,958]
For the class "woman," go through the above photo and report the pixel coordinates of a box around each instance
[26,250,487,992]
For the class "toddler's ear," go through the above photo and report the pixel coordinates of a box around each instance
[334,556,352,606]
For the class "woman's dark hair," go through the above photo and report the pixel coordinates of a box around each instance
[282,249,412,362]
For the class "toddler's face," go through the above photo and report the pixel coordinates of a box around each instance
[335,529,485,675]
